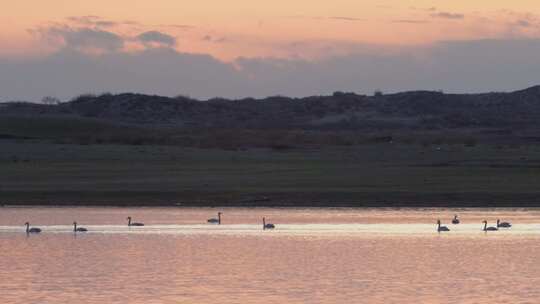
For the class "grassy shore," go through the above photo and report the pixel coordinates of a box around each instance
[2,141,540,207]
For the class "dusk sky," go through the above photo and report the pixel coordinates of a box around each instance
[1,0,540,101]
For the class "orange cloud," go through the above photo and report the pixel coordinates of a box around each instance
[1,0,540,60]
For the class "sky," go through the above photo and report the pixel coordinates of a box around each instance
[1,0,540,101]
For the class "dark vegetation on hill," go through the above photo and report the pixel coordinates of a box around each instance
[2,86,540,206]
[1,86,540,149]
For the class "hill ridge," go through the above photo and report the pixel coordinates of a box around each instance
[1,85,540,131]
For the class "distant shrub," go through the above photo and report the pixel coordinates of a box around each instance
[333,91,356,98]
[207,97,229,103]
[70,93,97,103]
[41,96,61,105]
[98,92,114,98]
[174,94,192,101]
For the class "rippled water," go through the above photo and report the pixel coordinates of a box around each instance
[1,207,540,303]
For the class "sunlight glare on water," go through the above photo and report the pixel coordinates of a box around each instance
[1,207,540,304]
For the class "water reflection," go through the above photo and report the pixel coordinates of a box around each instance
[1,207,540,304]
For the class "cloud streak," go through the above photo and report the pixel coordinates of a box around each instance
[33,25,125,52]
[328,16,364,22]
[31,19,181,53]
[136,31,176,48]
[67,16,118,28]
[430,12,465,20]
[392,19,429,24]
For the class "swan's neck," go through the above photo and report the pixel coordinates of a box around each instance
[26,223,29,233]
[128,218,131,226]
[74,223,77,231]
[263,218,266,229]
[484,222,487,231]
[218,214,221,224]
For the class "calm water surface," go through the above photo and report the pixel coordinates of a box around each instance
[1,207,540,304]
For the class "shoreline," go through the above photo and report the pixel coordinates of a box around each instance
[3,191,540,207]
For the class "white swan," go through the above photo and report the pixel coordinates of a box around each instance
[207,212,222,224]
[451,215,460,224]
[497,219,512,228]
[483,220,498,231]
[263,217,275,230]
[127,217,144,226]
[73,222,88,232]
[437,220,450,232]
[25,222,41,234]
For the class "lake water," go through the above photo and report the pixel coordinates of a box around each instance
[1,207,540,304]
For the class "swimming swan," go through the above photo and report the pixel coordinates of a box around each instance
[73,222,88,232]
[127,217,144,226]
[207,212,222,224]
[452,215,460,224]
[437,220,450,232]
[497,219,512,228]
[483,220,498,231]
[25,222,41,234]
[263,217,275,230]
